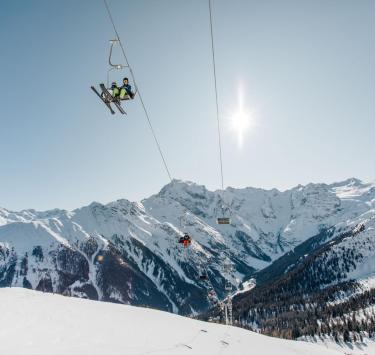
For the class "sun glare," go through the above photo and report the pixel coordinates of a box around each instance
[228,86,253,148]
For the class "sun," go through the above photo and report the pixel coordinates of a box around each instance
[228,86,253,147]
[230,108,250,147]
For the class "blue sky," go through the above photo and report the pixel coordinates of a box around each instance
[0,0,374,211]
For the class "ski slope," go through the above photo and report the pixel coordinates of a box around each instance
[0,288,342,355]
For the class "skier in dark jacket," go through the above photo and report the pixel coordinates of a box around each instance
[120,77,135,99]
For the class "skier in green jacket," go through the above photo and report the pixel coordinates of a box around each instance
[110,82,120,98]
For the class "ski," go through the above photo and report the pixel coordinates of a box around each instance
[99,84,126,115]
[91,86,115,115]
[113,98,126,115]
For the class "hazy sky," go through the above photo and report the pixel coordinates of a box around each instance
[0,0,374,211]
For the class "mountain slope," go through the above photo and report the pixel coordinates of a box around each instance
[0,178,374,315]
[0,287,342,355]
[230,213,375,342]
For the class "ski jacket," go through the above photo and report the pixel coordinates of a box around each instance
[121,83,132,93]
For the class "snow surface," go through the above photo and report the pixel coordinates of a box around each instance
[0,287,343,355]
[301,336,375,355]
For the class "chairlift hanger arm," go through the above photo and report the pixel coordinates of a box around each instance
[108,39,128,69]
[106,40,130,87]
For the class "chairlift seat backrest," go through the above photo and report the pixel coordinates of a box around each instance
[217,217,230,225]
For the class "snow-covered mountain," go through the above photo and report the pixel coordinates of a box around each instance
[230,218,375,335]
[228,180,375,342]
[0,287,345,355]
[0,178,374,315]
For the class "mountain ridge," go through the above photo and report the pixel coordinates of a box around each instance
[0,177,374,316]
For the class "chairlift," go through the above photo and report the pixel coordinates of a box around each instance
[178,233,191,248]
[216,193,231,225]
[91,38,136,115]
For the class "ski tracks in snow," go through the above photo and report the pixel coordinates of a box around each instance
[134,328,209,355]
[132,328,235,355]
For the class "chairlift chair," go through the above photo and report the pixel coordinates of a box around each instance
[91,38,136,115]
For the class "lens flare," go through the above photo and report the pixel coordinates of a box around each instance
[228,86,253,148]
